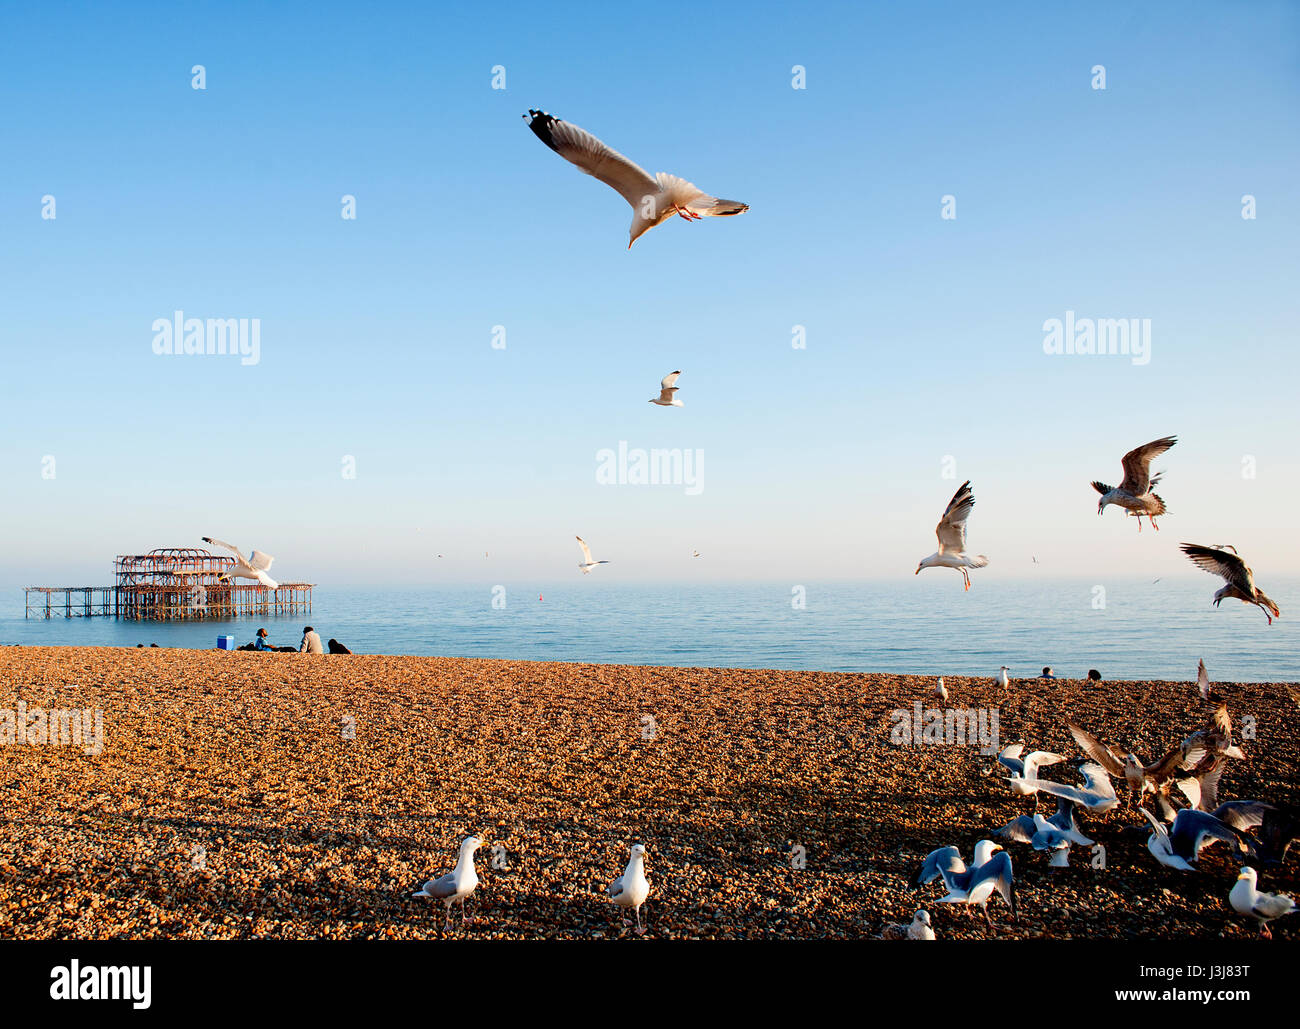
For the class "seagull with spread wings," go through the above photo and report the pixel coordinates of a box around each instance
[201,536,279,589]
[1091,435,1177,531]
[649,370,684,407]
[1017,761,1119,812]
[575,536,610,575]
[1067,722,1206,805]
[524,110,749,248]
[1181,543,1280,625]
[915,480,989,591]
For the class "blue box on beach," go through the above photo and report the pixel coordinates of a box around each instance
[216,635,235,650]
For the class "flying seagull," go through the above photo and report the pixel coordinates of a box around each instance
[523,110,749,249]
[996,744,1067,809]
[606,843,651,934]
[880,910,936,940]
[1230,867,1297,939]
[1139,807,1254,871]
[1019,761,1119,812]
[1092,435,1176,531]
[649,370,684,407]
[412,835,482,929]
[916,840,999,892]
[201,537,278,589]
[915,480,989,591]
[1181,543,1280,624]
[1067,723,1205,805]
[576,536,610,575]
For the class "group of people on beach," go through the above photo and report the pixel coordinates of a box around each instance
[243,626,352,655]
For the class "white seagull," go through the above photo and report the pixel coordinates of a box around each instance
[1018,761,1119,813]
[524,110,749,249]
[880,909,936,940]
[1181,544,1281,625]
[201,536,278,589]
[1229,868,1297,939]
[649,371,684,407]
[607,843,651,934]
[933,677,947,702]
[997,666,1011,688]
[1091,435,1177,531]
[412,835,482,929]
[576,536,610,575]
[996,744,1067,808]
[934,845,1016,926]
[1139,808,1252,871]
[915,480,989,591]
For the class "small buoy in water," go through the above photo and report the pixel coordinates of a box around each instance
[539,593,543,601]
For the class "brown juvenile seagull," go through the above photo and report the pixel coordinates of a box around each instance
[1091,435,1177,531]
[523,110,749,248]
[1180,543,1281,625]
[1066,723,1206,806]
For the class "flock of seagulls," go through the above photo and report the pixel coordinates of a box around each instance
[911,659,1298,939]
[413,837,653,934]
[908,437,1281,628]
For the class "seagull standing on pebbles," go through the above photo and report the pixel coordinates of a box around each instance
[880,910,936,940]
[933,677,947,702]
[1180,544,1281,625]
[412,835,482,929]
[649,371,684,407]
[523,110,749,249]
[915,481,989,591]
[576,536,610,575]
[1230,868,1297,938]
[935,845,1017,926]
[607,843,652,934]
[1091,436,1177,531]
[997,666,1011,688]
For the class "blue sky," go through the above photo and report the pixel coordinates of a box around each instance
[1,0,1297,588]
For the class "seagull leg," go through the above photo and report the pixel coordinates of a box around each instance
[635,905,646,935]
[1136,515,1143,532]
[444,900,454,930]
[1151,517,1159,531]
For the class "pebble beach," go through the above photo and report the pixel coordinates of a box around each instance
[1,645,1296,940]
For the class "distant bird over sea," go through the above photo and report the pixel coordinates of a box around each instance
[1180,544,1281,624]
[576,536,610,575]
[412,835,482,929]
[606,843,651,934]
[523,109,749,248]
[1230,867,1297,939]
[649,370,684,407]
[201,537,278,589]
[915,480,989,591]
[1092,435,1177,531]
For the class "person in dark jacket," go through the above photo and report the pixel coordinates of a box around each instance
[328,638,352,654]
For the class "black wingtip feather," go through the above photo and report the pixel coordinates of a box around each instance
[524,109,562,154]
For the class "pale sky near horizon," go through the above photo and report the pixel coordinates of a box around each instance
[1,1,1298,589]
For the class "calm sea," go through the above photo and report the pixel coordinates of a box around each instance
[1,579,1296,682]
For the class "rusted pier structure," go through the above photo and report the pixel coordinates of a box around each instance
[25,546,313,620]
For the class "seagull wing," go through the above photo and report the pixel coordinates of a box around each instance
[1067,723,1127,777]
[935,480,975,555]
[1212,801,1276,831]
[525,110,660,210]
[1196,658,1210,700]
[576,536,595,564]
[1145,739,1204,780]
[1022,752,1067,779]
[660,370,682,390]
[917,846,965,887]
[249,550,275,572]
[420,871,458,899]
[607,875,626,899]
[654,173,748,218]
[202,537,247,564]
[1180,544,1255,592]
[1118,436,1176,495]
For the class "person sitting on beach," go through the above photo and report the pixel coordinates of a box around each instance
[1087,669,1102,682]
[300,626,324,654]
[327,638,352,655]
[1040,666,1056,679]
[254,628,274,651]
